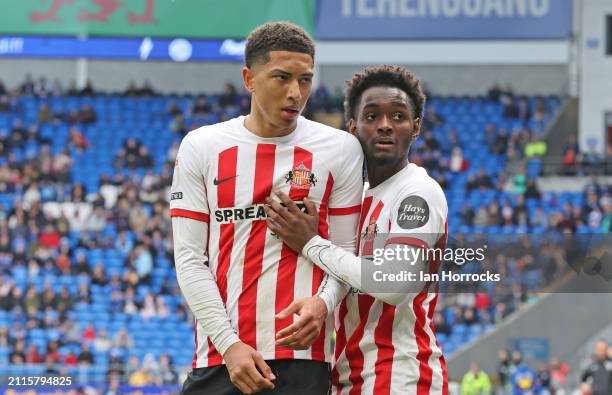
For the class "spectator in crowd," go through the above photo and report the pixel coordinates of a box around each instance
[76,282,91,304]
[497,349,512,392]
[136,145,154,168]
[112,328,134,350]
[510,353,540,394]
[156,295,170,319]
[78,342,94,365]
[73,253,91,276]
[581,339,612,395]
[563,135,580,175]
[191,95,211,116]
[64,350,79,366]
[423,105,445,130]
[91,263,108,286]
[168,100,183,116]
[123,81,139,97]
[107,351,126,381]
[433,311,450,336]
[158,353,178,384]
[533,99,547,122]
[125,355,141,379]
[9,340,26,364]
[82,322,96,342]
[93,329,112,353]
[461,362,492,395]
[0,326,10,347]
[45,340,61,364]
[450,147,469,173]
[133,245,153,283]
[38,104,55,124]
[140,293,157,320]
[487,82,502,102]
[80,104,97,124]
[170,113,188,136]
[524,135,547,159]
[68,127,89,152]
[516,98,532,122]
[219,82,237,107]
[129,364,154,386]
[535,362,551,393]
[80,80,95,96]
[139,80,155,96]
[25,344,43,364]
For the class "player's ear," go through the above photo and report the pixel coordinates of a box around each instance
[242,66,254,93]
[347,118,357,136]
[411,117,421,141]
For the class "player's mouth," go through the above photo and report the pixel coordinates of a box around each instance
[373,137,395,149]
[281,108,300,119]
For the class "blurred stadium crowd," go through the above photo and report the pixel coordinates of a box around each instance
[0,75,610,392]
[460,340,611,395]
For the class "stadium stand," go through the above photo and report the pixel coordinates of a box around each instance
[0,76,609,387]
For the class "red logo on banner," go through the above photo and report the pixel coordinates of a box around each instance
[30,0,156,25]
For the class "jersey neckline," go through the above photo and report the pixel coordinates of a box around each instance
[233,115,304,144]
[365,163,416,195]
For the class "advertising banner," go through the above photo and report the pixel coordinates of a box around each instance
[0,0,315,38]
[317,0,573,40]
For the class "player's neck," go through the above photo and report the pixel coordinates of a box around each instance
[366,159,407,188]
[244,112,297,138]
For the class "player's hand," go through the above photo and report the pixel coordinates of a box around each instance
[223,342,275,394]
[275,296,328,350]
[265,190,319,253]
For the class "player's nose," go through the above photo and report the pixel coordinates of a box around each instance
[377,114,393,133]
[286,79,302,102]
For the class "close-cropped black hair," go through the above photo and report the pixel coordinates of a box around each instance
[344,65,426,122]
[244,22,315,68]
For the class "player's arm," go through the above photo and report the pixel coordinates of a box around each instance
[268,182,447,306]
[171,135,275,392]
[170,135,239,355]
[273,133,363,348]
[315,204,362,313]
[172,217,239,353]
[315,132,364,311]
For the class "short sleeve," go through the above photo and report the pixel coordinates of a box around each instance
[169,134,210,222]
[328,133,364,215]
[387,179,447,249]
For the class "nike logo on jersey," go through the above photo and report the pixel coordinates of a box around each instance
[213,175,239,186]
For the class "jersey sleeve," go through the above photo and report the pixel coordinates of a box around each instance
[328,133,364,215]
[169,133,210,222]
[387,179,448,249]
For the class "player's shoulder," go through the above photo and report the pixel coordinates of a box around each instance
[184,117,241,145]
[302,118,363,158]
[302,117,357,143]
[396,164,446,205]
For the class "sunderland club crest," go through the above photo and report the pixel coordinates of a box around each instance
[285,163,317,189]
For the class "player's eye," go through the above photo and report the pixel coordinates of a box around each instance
[275,75,288,81]
[392,112,405,121]
[299,77,312,84]
[365,113,376,121]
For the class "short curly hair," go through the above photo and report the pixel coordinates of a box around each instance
[244,22,315,68]
[344,65,426,123]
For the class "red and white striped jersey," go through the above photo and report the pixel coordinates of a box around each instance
[332,164,449,395]
[170,115,364,368]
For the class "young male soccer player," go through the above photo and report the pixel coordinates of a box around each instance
[170,22,363,394]
[265,65,449,394]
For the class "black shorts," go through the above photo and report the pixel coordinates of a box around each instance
[181,359,331,395]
